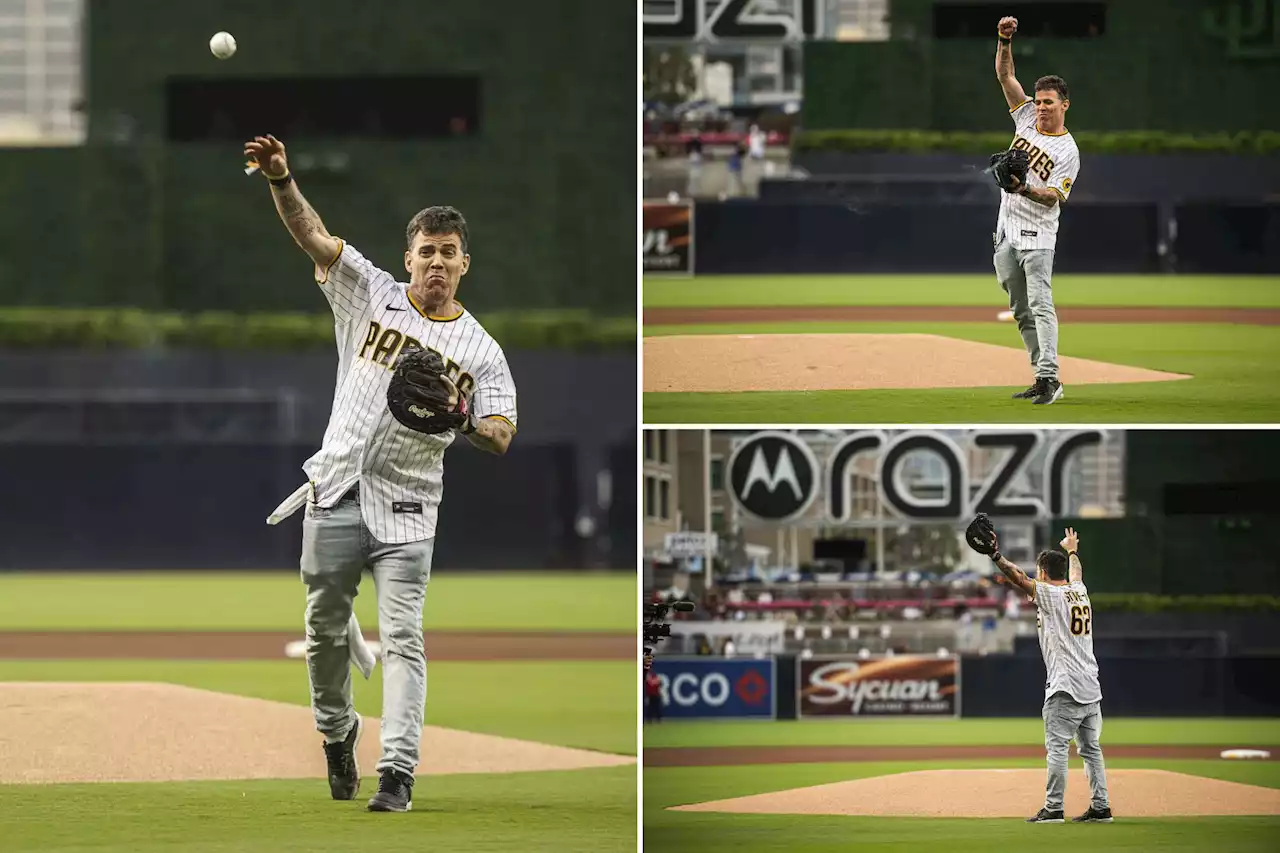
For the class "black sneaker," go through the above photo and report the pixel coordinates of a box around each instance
[322,716,363,800]
[1012,380,1042,400]
[1072,806,1114,823]
[1026,807,1065,823]
[368,768,414,812]
[1032,378,1064,405]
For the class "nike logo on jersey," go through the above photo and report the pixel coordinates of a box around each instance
[386,305,406,312]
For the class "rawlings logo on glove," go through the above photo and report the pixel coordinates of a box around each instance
[387,346,475,435]
[990,148,1030,193]
[964,512,1000,557]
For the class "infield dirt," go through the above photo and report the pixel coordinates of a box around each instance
[644,333,1189,393]
[0,682,635,784]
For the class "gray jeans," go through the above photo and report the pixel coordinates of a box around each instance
[300,486,434,779]
[1043,691,1110,812]
[994,232,1059,380]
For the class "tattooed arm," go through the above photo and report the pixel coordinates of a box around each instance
[992,553,1037,599]
[1062,527,1083,583]
[243,135,341,270]
[271,181,342,271]
[464,416,515,456]
[996,16,1028,110]
[1014,184,1060,208]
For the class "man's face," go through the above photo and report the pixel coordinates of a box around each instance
[1035,89,1068,127]
[404,231,469,302]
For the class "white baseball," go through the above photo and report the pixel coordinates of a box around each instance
[209,31,237,60]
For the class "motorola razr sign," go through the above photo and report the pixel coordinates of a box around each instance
[644,0,823,42]
[727,432,820,524]
[727,430,1109,525]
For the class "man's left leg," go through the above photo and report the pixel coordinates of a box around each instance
[366,534,434,812]
[1036,692,1083,821]
[1022,249,1063,403]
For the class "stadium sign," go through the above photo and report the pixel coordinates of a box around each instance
[727,431,820,524]
[653,657,777,719]
[644,0,822,43]
[798,655,961,718]
[642,200,694,275]
[728,429,1106,525]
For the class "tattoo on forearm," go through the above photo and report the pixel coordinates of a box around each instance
[1069,554,1082,579]
[997,43,1012,77]
[276,192,304,217]
[1023,187,1059,207]
[469,417,513,453]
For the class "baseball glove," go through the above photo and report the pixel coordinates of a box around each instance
[386,346,474,435]
[964,512,999,556]
[989,148,1030,193]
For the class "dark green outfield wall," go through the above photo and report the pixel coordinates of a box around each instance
[0,0,633,313]
[805,0,1275,132]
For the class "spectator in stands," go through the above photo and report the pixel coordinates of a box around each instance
[644,669,663,723]
[685,132,704,196]
[725,143,744,198]
[661,570,694,604]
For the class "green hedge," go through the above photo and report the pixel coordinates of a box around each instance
[1090,594,1280,613]
[0,308,636,352]
[794,129,1280,155]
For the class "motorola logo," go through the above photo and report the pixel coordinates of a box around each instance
[728,432,819,523]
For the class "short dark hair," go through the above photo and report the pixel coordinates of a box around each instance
[1034,75,1069,102]
[1037,549,1068,581]
[405,206,469,254]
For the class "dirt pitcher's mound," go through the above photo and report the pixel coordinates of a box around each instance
[0,682,635,785]
[669,768,1280,818]
[644,334,1191,393]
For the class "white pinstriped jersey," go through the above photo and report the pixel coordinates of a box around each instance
[1034,579,1102,704]
[997,99,1081,252]
[303,240,518,544]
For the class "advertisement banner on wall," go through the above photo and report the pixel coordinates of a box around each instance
[668,621,787,655]
[797,655,960,718]
[643,200,694,275]
[652,657,776,719]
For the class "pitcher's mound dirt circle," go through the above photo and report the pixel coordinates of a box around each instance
[643,333,1191,393]
[669,768,1280,818]
[0,682,635,784]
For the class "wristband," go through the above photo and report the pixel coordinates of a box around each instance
[990,551,1002,563]
[1068,550,1078,558]
[266,170,293,187]
[998,34,1012,44]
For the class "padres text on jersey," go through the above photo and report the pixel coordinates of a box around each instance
[1034,579,1103,704]
[304,240,518,544]
[997,99,1081,252]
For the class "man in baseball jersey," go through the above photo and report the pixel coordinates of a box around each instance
[243,134,518,813]
[989,526,1113,824]
[994,15,1081,406]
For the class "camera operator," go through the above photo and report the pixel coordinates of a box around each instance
[642,597,695,722]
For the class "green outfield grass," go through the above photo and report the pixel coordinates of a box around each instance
[643,717,1280,750]
[643,274,1280,308]
[0,571,636,632]
[643,321,1280,423]
[0,768,635,853]
[0,659,636,755]
[644,759,1280,853]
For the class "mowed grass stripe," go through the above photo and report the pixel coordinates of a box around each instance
[641,718,1280,749]
[643,275,1280,308]
[0,571,637,632]
[0,768,636,853]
